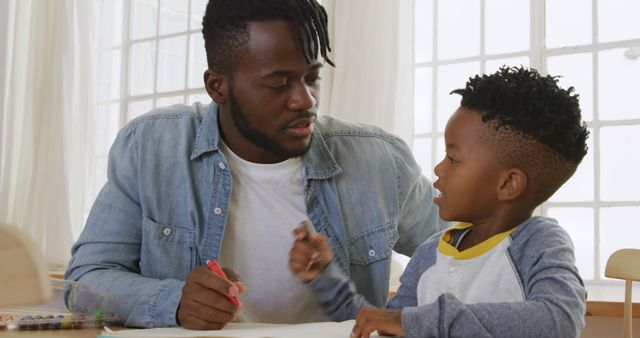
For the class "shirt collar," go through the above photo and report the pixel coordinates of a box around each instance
[303,124,342,180]
[190,102,220,160]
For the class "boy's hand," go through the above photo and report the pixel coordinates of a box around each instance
[351,307,403,338]
[289,226,332,282]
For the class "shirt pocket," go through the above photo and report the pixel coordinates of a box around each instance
[140,216,196,280]
[348,225,399,265]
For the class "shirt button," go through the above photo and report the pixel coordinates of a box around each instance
[163,228,172,236]
[214,207,223,215]
[449,267,457,276]
[218,163,226,170]
[368,250,376,257]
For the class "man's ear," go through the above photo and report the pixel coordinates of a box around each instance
[204,69,229,104]
[497,168,527,202]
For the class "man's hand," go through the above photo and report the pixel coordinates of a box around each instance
[177,266,246,330]
[289,227,332,282]
[351,307,403,338]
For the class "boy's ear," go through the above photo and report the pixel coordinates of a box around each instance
[497,168,527,202]
[204,69,229,104]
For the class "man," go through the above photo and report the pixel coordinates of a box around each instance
[65,0,446,330]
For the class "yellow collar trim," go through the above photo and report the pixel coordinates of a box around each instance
[438,222,515,260]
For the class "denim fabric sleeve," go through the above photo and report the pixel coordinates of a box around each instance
[399,222,586,338]
[390,136,449,257]
[64,123,183,327]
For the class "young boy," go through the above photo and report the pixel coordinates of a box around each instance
[289,66,589,338]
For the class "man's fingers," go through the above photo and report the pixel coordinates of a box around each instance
[190,267,239,298]
[221,268,247,294]
[183,283,238,313]
[177,295,234,330]
[179,312,227,331]
[182,297,236,323]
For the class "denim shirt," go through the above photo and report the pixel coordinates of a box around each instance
[64,102,447,327]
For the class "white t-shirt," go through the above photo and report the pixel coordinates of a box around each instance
[218,142,329,323]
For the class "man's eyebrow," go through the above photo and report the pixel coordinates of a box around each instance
[309,62,323,71]
[263,63,323,78]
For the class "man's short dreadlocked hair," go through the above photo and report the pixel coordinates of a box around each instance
[451,66,589,205]
[201,0,333,74]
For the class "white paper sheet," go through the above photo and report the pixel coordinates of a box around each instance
[98,320,381,338]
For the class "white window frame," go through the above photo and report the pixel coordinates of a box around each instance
[92,0,208,220]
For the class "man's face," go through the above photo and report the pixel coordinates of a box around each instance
[219,20,323,163]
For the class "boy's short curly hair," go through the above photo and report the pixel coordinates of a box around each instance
[451,66,589,205]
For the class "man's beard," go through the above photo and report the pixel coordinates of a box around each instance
[228,88,314,160]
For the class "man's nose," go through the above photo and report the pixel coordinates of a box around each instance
[287,82,317,111]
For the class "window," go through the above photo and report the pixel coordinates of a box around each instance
[413,0,640,284]
[93,0,209,216]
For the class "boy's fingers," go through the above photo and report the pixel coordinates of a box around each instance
[309,233,329,249]
[292,227,306,239]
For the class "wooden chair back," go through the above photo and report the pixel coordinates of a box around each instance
[0,225,51,306]
[605,248,640,338]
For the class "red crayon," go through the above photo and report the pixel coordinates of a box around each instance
[206,260,240,306]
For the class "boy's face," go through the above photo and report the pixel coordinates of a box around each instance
[433,107,506,222]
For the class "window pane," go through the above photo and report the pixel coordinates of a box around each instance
[130,41,157,95]
[412,137,432,176]
[485,0,529,55]
[546,53,594,121]
[99,49,122,101]
[600,207,640,279]
[599,48,640,121]
[549,128,594,202]
[157,36,187,92]
[438,0,480,60]
[414,67,432,134]
[598,0,640,43]
[159,0,188,35]
[188,93,210,105]
[485,56,529,74]
[190,0,208,30]
[545,0,591,48]
[437,62,480,132]
[100,0,124,47]
[546,207,594,280]
[189,33,207,88]
[600,125,640,201]
[131,0,158,39]
[128,99,154,121]
[155,95,184,107]
[415,0,433,63]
